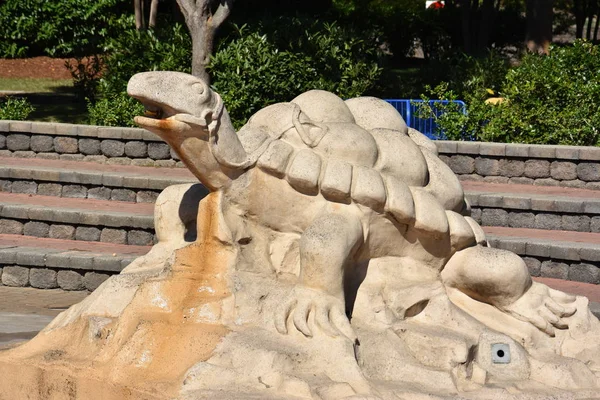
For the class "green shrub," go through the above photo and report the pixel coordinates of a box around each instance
[88,93,144,127]
[0,97,35,120]
[0,0,130,58]
[91,17,382,128]
[66,55,104,102]
[210,20,383,127]
[420,41,600,146]
[414,51,510,140]
[489,41,600,145]
[87,23,192,126]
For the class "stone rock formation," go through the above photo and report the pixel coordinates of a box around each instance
[1,71,599,399]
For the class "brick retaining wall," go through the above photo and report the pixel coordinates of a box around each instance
[0,120,183,167]
[3,121,600,189]
[436,141,600,189]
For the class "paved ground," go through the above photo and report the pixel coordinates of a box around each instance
[0,286,87,348]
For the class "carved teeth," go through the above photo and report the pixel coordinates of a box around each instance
[144,109,160,118]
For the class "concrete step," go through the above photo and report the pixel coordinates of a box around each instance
[0,234,150,291]
[485,226,600,284]
[0,286,89,348]
[464,181,600,233]
[0,192,155,245]
[0,156,196,202]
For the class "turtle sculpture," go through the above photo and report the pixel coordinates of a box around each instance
[127,71,581,343]
[2,72,599,400]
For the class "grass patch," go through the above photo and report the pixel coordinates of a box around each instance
[0,77,88,124]
[0,78,73,93]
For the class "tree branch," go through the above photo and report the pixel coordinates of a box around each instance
[197,0,211,16]
[211,0,233,29]
[149,0,159,28]
[134,0,145,30]
[175,0,195,24]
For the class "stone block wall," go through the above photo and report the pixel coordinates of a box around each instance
[436,141,600,189]
[0,266,110,291]
[4,122,600,188]
[0,121,183,167]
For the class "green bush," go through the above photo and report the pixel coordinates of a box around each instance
[421,41,600,146]
[0,97,35,120]
[414,51,510,140]
[66,55,104,102]
[87,23,192,126]
[90,17,382,128]
[88,93,144,127]
[0,0,130,58]
[210,19,383,127]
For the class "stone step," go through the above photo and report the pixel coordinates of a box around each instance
[0,192,155,245]
[0,234,150,291]
[464,181,600,233]
[0,156,196,202]
[484,226,600,284]
[1,224,598,292]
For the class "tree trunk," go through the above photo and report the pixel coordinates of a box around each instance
[134,0,146,30]
[149,0,159,28]
[574,0,585,38]
[585,0,596,40]
[176,0,232,82]
[526,0,554,54]
[594,11,600,40]
[191,24,214,83]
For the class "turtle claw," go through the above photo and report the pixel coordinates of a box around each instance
[275,285,357,342]
[502,282,578,336]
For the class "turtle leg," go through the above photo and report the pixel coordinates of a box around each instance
[442,245,576,337]
[122,183,206,274]
[275,211,364,341]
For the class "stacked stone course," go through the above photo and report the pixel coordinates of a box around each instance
[0,121,182,168]
[1,265,109,291]
[437,141,600,189]
[1,122,600,289]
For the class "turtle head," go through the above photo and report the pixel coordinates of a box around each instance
[127,71,222,142]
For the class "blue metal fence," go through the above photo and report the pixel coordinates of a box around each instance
[384,99,466,140]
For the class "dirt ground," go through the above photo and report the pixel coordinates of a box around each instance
[0,56,73,79]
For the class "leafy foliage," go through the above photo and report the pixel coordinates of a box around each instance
[0,0,130,58]
[90,17,382,128]
[87,22,192,126]
[88,93,145,127]
[0,97,35,120]
[210,19,383,127]
[332,0,525,61]
[419,41,600,146]
[66,55,104,102]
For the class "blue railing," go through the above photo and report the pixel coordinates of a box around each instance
[384,99,466,140]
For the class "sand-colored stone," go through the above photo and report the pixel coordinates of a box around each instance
[1,71,600,399]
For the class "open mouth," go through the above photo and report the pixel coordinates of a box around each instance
[143,106,164,120]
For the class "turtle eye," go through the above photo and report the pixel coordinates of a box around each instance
[192,82,204,94]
